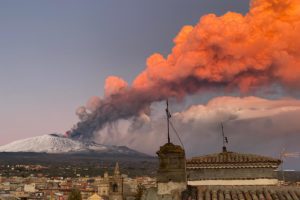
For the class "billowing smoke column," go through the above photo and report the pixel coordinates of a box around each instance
[70,0,300,140]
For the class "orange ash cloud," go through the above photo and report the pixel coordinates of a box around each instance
[71,0,300,140]
[104,76,128,97]
[132,0,300,92]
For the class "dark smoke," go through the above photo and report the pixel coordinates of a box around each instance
[70,77,226,140]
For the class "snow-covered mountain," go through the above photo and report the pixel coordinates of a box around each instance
[0,134,147,156]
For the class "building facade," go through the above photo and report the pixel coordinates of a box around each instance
[186,148,281,186]
[157,142,187,196]
[142,142,187,200]
[98,162,123,200]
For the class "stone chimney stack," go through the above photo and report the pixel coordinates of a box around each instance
[156,142,187,197]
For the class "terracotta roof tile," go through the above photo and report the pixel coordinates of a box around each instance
[194,187,300,200]
[187,151,281,169]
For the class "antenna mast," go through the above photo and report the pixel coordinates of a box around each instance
[221,123,228,152]
[166,100,171,143]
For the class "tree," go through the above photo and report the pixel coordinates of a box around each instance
[68,188,82,200]
[135,183,145,200]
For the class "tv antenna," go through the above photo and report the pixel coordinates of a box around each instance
[165,99,184,148]
[221,123,228,152]
[166,99,171,143]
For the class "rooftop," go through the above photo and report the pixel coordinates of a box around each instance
[195,186,300,200]
[187,151,281,169]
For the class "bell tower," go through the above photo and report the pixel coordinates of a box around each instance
[109,162,123,200]
[156,100,187,196]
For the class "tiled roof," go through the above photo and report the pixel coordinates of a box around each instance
[196,186,300,200]
[187,151,281,169]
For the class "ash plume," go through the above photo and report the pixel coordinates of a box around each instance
[70,0,300,140]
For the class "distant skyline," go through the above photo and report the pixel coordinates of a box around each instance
[0,0,249,144]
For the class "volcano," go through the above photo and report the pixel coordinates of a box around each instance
[0,134,148,157]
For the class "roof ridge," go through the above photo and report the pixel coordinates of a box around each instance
[187,151,281,165]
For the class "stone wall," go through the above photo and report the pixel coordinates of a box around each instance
[187,168,277,180]
[188,179,279,186]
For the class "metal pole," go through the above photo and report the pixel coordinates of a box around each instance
[221,123,225,147]
[166,100,170,143]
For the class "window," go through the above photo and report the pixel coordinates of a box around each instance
[112,183,118,192]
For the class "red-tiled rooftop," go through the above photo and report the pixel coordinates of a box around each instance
[196,186,300,200]
[187,151,281,169]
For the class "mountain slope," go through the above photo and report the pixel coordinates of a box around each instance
[0,134,147,156]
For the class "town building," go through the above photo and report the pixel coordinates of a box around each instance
[97,162,123,200]
[157,142,187,197]
[187,147,281,186]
